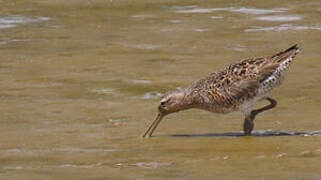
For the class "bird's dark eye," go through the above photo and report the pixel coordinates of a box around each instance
[160,98,170,106]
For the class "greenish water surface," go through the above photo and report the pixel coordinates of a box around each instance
[0,0,320,179]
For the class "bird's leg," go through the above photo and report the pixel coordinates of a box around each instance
[243,97,277,136]
[251,97,277,118]
[243,114,254,136]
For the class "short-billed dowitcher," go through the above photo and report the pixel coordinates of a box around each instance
[143,45,300,138]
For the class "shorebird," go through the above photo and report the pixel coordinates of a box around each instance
[142,45,300,138]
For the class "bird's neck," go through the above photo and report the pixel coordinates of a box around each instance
[177,90,203,111]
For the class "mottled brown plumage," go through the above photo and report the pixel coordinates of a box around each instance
[143,45,301,138]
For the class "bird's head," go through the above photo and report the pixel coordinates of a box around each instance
[142,90,188,138]
[158,91,185,115]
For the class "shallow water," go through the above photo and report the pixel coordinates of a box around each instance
[0,0,320,179]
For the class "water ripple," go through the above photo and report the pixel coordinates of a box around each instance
[131,79,152,84]
[0,16,50,29]
[176,7,229,13]
[59,163,103,169]
[231,7,287,15]
[0,148,116,153]
[172,130,321,137]
[131,14,154,19]
[140,92,163,99]
[211,16,223,19]
[255,15,302,22]
[131,162,172,169]
[169,19,182,23]
[194,28,209,32]
[245,24,321,32]
[175,6,287,14]
[91,88,114,94]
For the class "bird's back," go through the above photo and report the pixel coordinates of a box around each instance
[186,45,300,113]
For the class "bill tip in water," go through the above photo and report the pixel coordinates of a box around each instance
[142,134,151,139]
[142,113,164,139]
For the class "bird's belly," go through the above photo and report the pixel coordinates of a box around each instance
[201,104,240,114]
[240,95,266,115]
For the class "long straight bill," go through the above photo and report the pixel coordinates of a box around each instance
[142,113,164,138]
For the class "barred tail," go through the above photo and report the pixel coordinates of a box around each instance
[271,44,301,63]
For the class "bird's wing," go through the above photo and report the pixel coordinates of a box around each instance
[199,57,278,107]
[192,45,300,107]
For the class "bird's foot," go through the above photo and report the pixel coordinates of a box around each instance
[243,120,254,136]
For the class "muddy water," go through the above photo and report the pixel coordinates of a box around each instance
[0,0,321,179]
